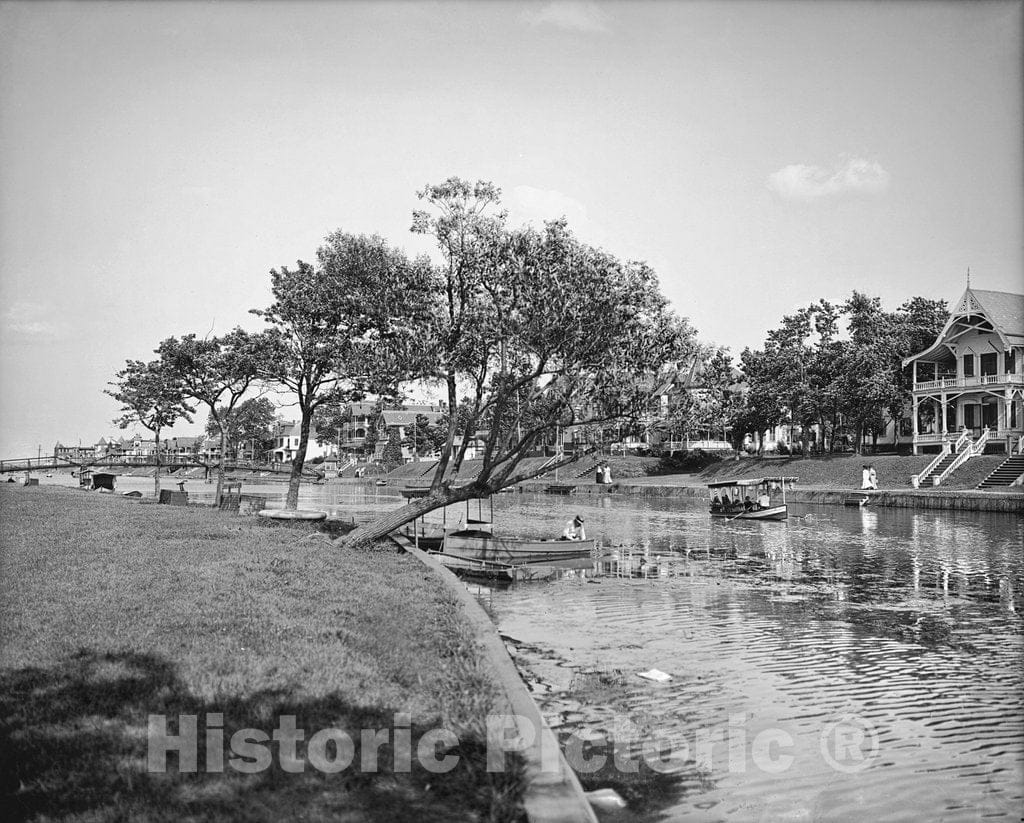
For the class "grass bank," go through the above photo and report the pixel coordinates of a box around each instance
[0,485,524,822]
[692,453,1009,490]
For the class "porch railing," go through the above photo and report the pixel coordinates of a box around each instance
[914,373,1024,390]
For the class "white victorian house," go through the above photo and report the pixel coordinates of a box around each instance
[904,287,1023,454]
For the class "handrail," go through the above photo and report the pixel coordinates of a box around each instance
[953,429,971,453]
[934,427,989,486]
[912,438,951,488]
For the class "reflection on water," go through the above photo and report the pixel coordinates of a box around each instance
[487,495,1024,822]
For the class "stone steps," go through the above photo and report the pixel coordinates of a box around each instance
[978,455,1024,488]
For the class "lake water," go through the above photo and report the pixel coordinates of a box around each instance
[34,473,1024,820]
[486,495,1024,822]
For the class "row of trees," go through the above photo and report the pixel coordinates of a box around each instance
[107,178,692,545]
[108,177,947,544]
[655,293,949,455]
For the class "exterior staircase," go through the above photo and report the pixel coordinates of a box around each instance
[919,452,958,486]
[912,428,990,488]
[571,456,602,480]
[978,455,1024,489]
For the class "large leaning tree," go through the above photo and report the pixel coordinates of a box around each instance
[253,233,437,510]
[105,358,194,498]
[339,177,693,548]
[156,329,264,503]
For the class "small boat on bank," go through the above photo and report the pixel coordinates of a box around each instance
[443,531,596,566]
[400,494,595,576]
[707,477,792,521]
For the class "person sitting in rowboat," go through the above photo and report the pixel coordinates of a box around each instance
[711,494,723,512]
[757,491,770,509]
[560,515,586,541]
[744,495,755,512]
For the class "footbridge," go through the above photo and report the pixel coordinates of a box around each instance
[0,456,320,477]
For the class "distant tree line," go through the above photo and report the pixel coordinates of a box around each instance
[664,293,949,456]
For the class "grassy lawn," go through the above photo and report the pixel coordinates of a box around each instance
[0,486,524,822]
[693,453,1010,490]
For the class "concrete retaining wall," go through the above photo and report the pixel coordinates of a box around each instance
[392,534,598,823]
[616,484,1024,512]
[519,480,1023,512]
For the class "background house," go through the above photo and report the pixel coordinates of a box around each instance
[271,421,332,464]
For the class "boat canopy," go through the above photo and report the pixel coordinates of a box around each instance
[706,478,765,489]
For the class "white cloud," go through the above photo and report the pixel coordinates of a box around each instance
[767,157,891,201]
[2,301,68,339]
[508,185,590,228]
[521,1,611,33]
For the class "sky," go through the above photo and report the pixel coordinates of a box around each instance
[0,0,1021,456]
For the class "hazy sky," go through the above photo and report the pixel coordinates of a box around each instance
[1,0,1021,456]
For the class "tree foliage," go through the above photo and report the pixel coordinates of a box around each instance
[204,396,277,460]
[157,328,263,501]
[728,292,949,453]
[252,234,436,509]
[105,359,194,497]
[341,178,694,546]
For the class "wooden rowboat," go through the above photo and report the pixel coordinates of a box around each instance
[443,530,595,565]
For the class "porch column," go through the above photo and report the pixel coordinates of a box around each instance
[941,392,948,434]
[912,395,919,455]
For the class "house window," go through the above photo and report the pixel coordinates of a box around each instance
[980,352,998,376]
[1006,350,1016,374]
[962,353,975,377]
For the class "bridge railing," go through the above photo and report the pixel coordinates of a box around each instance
[0,456,82,473]
[1,455,326,476]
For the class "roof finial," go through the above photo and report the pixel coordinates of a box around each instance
[966,266,971,288]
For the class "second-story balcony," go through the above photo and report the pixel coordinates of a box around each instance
[914,374,1024,392]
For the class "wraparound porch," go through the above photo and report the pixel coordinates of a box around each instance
[911,385,1024,454]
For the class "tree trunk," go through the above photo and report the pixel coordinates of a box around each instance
[339,487,481,549]
[285,410,312,510]
[215,426,227,505]
[430,373,460,492]
[154,427,161,499]
[339,448,589,549]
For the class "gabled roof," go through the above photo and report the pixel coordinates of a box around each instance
[970,289,1024,342]
[904,286,1024,364]
[165,435,202,448]
[271,422,322,439]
